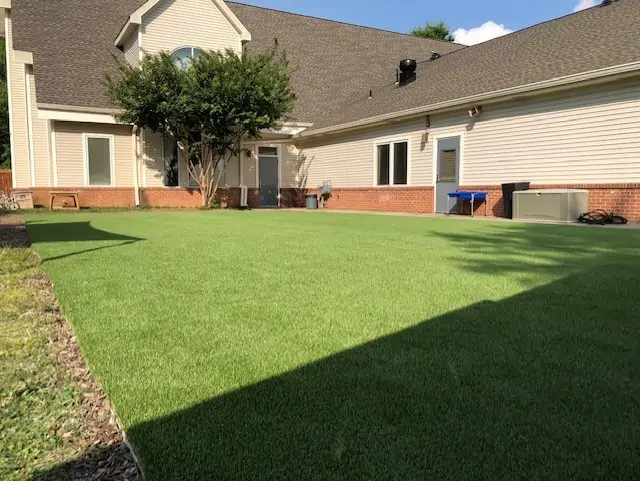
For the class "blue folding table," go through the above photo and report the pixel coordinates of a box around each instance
[447,191,489,217]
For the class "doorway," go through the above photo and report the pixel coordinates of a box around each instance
[435,136,461,213]
[258,146,279,207]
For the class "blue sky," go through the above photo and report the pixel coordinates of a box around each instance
[235,0,599,45]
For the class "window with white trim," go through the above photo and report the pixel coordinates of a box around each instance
[171,47,201,69]
[376,141,408,186]
[85,135,113,186]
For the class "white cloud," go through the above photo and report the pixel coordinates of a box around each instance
[573,0,597,12]
[452,21,514,46]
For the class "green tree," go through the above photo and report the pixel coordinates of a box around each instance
[0,36,11,170]
[411,21,455,42]
[107,48,295,207]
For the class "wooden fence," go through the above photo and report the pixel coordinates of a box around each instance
[0,170,12,193]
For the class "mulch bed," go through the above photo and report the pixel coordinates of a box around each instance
[0,214,31,248]
[1,216,143,481]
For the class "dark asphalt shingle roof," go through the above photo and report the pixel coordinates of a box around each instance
[10,0,459,117]
[307,0,640,130]
[10,0,640,130]
[226,2,463,124]
[11,0,147,109]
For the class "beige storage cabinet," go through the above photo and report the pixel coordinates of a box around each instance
[12,191,34,210]
[513,189,588,222]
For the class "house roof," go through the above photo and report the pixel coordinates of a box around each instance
[9,0,640,131]
[11,0,147,110]
[306,0,640,131]
[9,0,460,118]
[225,2,463,124]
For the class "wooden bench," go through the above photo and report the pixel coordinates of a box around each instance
[49,191,81,211]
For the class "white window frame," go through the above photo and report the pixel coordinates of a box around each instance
[83,133,116,187]
[373,137,411,187]
[170,46,201,69]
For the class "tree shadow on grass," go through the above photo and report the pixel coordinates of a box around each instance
[33,258,640,480]
[430,222,640,279]
[26,221,145,263]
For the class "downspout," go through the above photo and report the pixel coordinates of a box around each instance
[132,126,140,207]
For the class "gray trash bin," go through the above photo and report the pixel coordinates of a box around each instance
[501,182,530,218]
[305,194,318,209]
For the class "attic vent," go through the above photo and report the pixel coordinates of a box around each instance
[600,0,617,5]
[397,59,417,87]
[430,52,441,61]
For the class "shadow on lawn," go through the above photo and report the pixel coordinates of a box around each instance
[30,223,640,480]
[432,223,640,279]
[26,221,144,263]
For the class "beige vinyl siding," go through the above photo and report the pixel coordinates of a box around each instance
[238,144,300,189]
[242,151,257,188]
[460,81,640,184]
[142,0,242,56]
[280,144,301,188]
[123,32,140,67]
[28,67,51,187]
[54,122,133,187]
[224,155,240,187]
[143,131,165,187]
[6,13,30,188]
[298,80,640,188]
[299,120,430,188]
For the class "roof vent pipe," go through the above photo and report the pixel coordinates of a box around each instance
[430,52,441,61]
[398,59,417,87]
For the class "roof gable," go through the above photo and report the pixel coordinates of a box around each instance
[115,0,250,47]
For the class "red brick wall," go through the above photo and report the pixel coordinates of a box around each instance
[30,188,135,208]
[280,188,308,208]
[460,184,640,222]
[304,187,435,214]
[28,187,259,209]
[140,188,204,208]
[23,184,640,221]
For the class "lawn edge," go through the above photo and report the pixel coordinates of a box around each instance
[1,214,145,480]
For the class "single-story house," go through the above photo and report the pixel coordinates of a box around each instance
[2,0,640,219]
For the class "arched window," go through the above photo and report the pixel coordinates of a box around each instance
[171,47,201,69]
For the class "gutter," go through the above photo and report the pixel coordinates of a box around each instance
[297,61,640,139]
[37,103,122,115]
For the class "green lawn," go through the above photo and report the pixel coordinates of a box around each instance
[26,211,640,480]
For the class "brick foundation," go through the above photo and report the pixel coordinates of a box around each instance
[30,188,135,208]
[304,187,435,214]
[28,187,260,209]
[460,184,640,222]
[140,188,205,208]
[22,184,640,221]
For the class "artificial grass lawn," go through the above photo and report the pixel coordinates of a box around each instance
[26,211,640,480]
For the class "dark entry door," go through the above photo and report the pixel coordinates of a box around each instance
[435,137,461,213]
[259,147,279,207]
